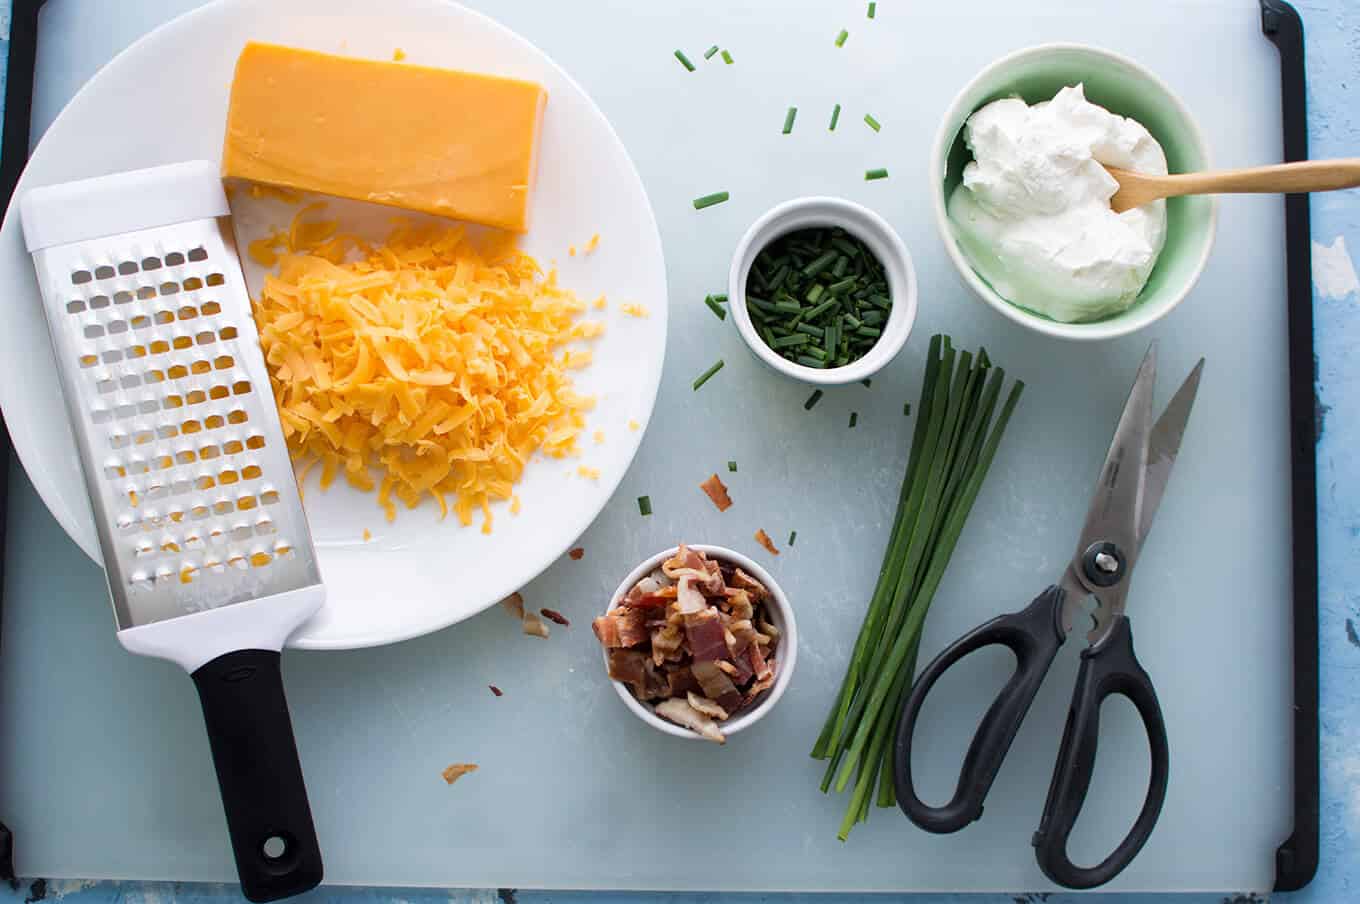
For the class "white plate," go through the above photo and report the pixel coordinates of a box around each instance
[0,0,667,649]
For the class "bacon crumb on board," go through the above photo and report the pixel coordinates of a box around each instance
[501,592,525,620]
[541,608,570,626]
[489,685,503,697]
[584,233,601,253]
[755,529,780,555]
[522,609,551,638]
[699,473,733,512]
[569,547,585,560]
[441,763,478,785]
[620,303,649,318]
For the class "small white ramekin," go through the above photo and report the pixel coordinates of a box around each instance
[728,197,917,385]
[602,544,798,742]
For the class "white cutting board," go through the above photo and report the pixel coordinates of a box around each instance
[0,0,1292,893]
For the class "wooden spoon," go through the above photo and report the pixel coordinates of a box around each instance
[1106,158,1360,213]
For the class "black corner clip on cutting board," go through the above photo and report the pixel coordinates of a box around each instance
[0,0,1323,897]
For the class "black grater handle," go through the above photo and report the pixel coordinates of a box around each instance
[192,649,323,902]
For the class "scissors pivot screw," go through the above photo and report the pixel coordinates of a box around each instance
[1081,542,1125,587]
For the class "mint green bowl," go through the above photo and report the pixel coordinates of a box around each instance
[931,43,1217,341]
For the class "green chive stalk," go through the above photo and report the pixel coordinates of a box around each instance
[811,335,1024,839]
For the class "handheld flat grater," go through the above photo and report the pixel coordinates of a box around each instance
[20,161,325,902]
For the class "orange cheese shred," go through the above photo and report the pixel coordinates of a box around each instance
[253,215,602,531]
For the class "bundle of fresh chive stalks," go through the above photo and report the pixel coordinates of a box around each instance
[746,227,889,369]
[811,334,1024,840]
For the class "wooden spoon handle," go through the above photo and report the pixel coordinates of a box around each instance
[1157,158,1360,196]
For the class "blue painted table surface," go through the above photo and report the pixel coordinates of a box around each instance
[0,1,1356,902]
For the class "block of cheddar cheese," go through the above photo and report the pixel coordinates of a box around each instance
[222,42,547,233]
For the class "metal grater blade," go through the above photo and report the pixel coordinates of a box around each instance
[28,215,320,629]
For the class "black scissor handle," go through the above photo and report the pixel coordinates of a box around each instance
[894,585,1067,834]
[1032,616,1169,889]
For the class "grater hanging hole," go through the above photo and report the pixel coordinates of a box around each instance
[191,359,211,375]
[160,282,180,296]
[141,256,162,271]
[67,299,87,314]
[94,265,115,280]
[136,286,156,301]
[114,290,133,305]
[205,414,226,431]
[199,443,220,460]
[201,300,222,315]
[117,261,138,276]
[245,435,265,450]
[205,273,225,287]
[182,277,203,291]
[164,251,185,266]
[187,247,208,263]
[72,269,92,285]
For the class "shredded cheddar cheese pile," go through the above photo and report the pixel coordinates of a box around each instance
[252,216,602,532]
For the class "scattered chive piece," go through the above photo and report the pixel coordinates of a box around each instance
[704,45,719,60]
[829,103,842,131]
[693,191,730,210]
[789,530,798,546]
[712,293,728,304]
[804,389,824,410]
[727,460,738,473]
[783,106,798,135]
[674,50,696,72]
[637,495,652,516]
[868,1,876,17]
[704,295,727,321]
[835,28,849,47]
[721,49,734,64]
[849,411,859,428]
[861,378,872,388]
[865,167,889,181]
[692,359,725,390]
[864,114,882,132]
[903,401,911,416]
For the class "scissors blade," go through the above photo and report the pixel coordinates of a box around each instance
[1138,358,1204,542]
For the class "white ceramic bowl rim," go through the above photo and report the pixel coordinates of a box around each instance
[729,196,918,384]
[930,42,1219,342]
[602,544,799,741]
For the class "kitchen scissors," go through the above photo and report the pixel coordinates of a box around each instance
[893,343,1203,890]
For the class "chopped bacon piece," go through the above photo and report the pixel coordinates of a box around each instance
[674,575,708,614]
[662,544,707,576]
[540,608,570,626]
[731,568,770,601]
[630,585,677,609]
[667,666,701,697]
[654,698,725,744]
[592,607,648,647]
[651,621,684,665]
[746,657,777,703]
[568,547,585,560]
[692,660,744,713]
[684,609,729,661]
[500,592,525,619]
[607,649,648,689]
[488,685,503,697]
[754,529,780,555]
[522,609,550,638]
[727,649,755,684]
[687,692,730,721]
[725,588,754,621]
[441,763,478,785]
[749,641,773,683]
[699,473,732,512]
